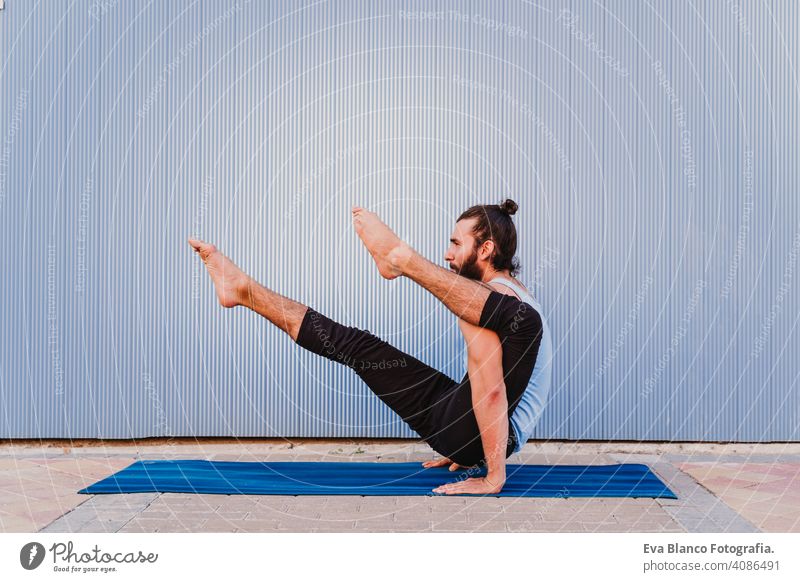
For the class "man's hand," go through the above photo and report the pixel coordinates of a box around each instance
[421,456,464,471]
[432,474,505,495]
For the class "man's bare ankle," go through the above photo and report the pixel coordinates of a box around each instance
[390,242,415,276]
[237,277,255,308]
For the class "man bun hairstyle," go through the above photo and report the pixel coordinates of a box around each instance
[457,198,521,277]
[499,198,518,216]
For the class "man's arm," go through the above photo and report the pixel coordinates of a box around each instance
[431,282,520,495]
[464,319,508,483]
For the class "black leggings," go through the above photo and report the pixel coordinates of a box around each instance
[294,290,544,467]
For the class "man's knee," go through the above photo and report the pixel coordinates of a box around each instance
[326,326,381,367]
[296,309,382,364]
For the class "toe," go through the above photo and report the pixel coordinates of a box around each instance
[188,238,216,258]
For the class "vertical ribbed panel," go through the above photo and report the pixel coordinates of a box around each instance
[0,1,797,440]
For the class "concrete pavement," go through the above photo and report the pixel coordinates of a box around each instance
[1,439,797,533]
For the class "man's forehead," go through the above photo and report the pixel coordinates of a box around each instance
[451,218,477,239]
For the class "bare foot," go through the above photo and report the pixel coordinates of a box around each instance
[422,456,464,471]
[351,206,414,279]
[188,238,250,308]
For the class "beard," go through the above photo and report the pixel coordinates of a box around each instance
[452,247,484,280]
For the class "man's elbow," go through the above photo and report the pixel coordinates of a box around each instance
[470,375,506,402]
[482,386,506,406]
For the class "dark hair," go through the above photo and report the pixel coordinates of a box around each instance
[457,198,520,276]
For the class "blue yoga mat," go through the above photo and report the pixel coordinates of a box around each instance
[78,460,676,498]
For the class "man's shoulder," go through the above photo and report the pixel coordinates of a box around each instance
[488,280,521,299]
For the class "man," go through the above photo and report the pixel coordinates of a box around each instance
[188,199,552,495]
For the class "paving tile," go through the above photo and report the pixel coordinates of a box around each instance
[210,497,263,508]
[429,521,486,532]
[233,520,283,532]
[354,515,396,527]
[359,505,400,517]
[466,512,520,525]
[310,522,359,532]
[73,521,127,533]
[134,510,182,519]
[1,517,37,533]
[119,523,163,533]
[192,519,240,532]
[430,514,469,526]
[382,523,434,532]
[242,509,294,521]
[211,510,251,520]
[353,523,428,532]
[757,517,800,533]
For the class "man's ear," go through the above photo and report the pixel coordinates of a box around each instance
[479,239,495,261]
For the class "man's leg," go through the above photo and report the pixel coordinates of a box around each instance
[188,238,308,340]
[188,238,457,449]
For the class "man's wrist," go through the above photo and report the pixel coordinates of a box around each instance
[486,470,506,485]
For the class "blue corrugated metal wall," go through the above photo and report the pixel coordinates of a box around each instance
[0,1,797,440]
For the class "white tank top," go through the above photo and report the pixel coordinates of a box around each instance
[462,276,553,452]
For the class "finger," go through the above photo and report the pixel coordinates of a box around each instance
[441,485,466,495]
[434,482,462,494]
[423,458,447,468]
[448,463,462,471]
[437,478,480,494]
